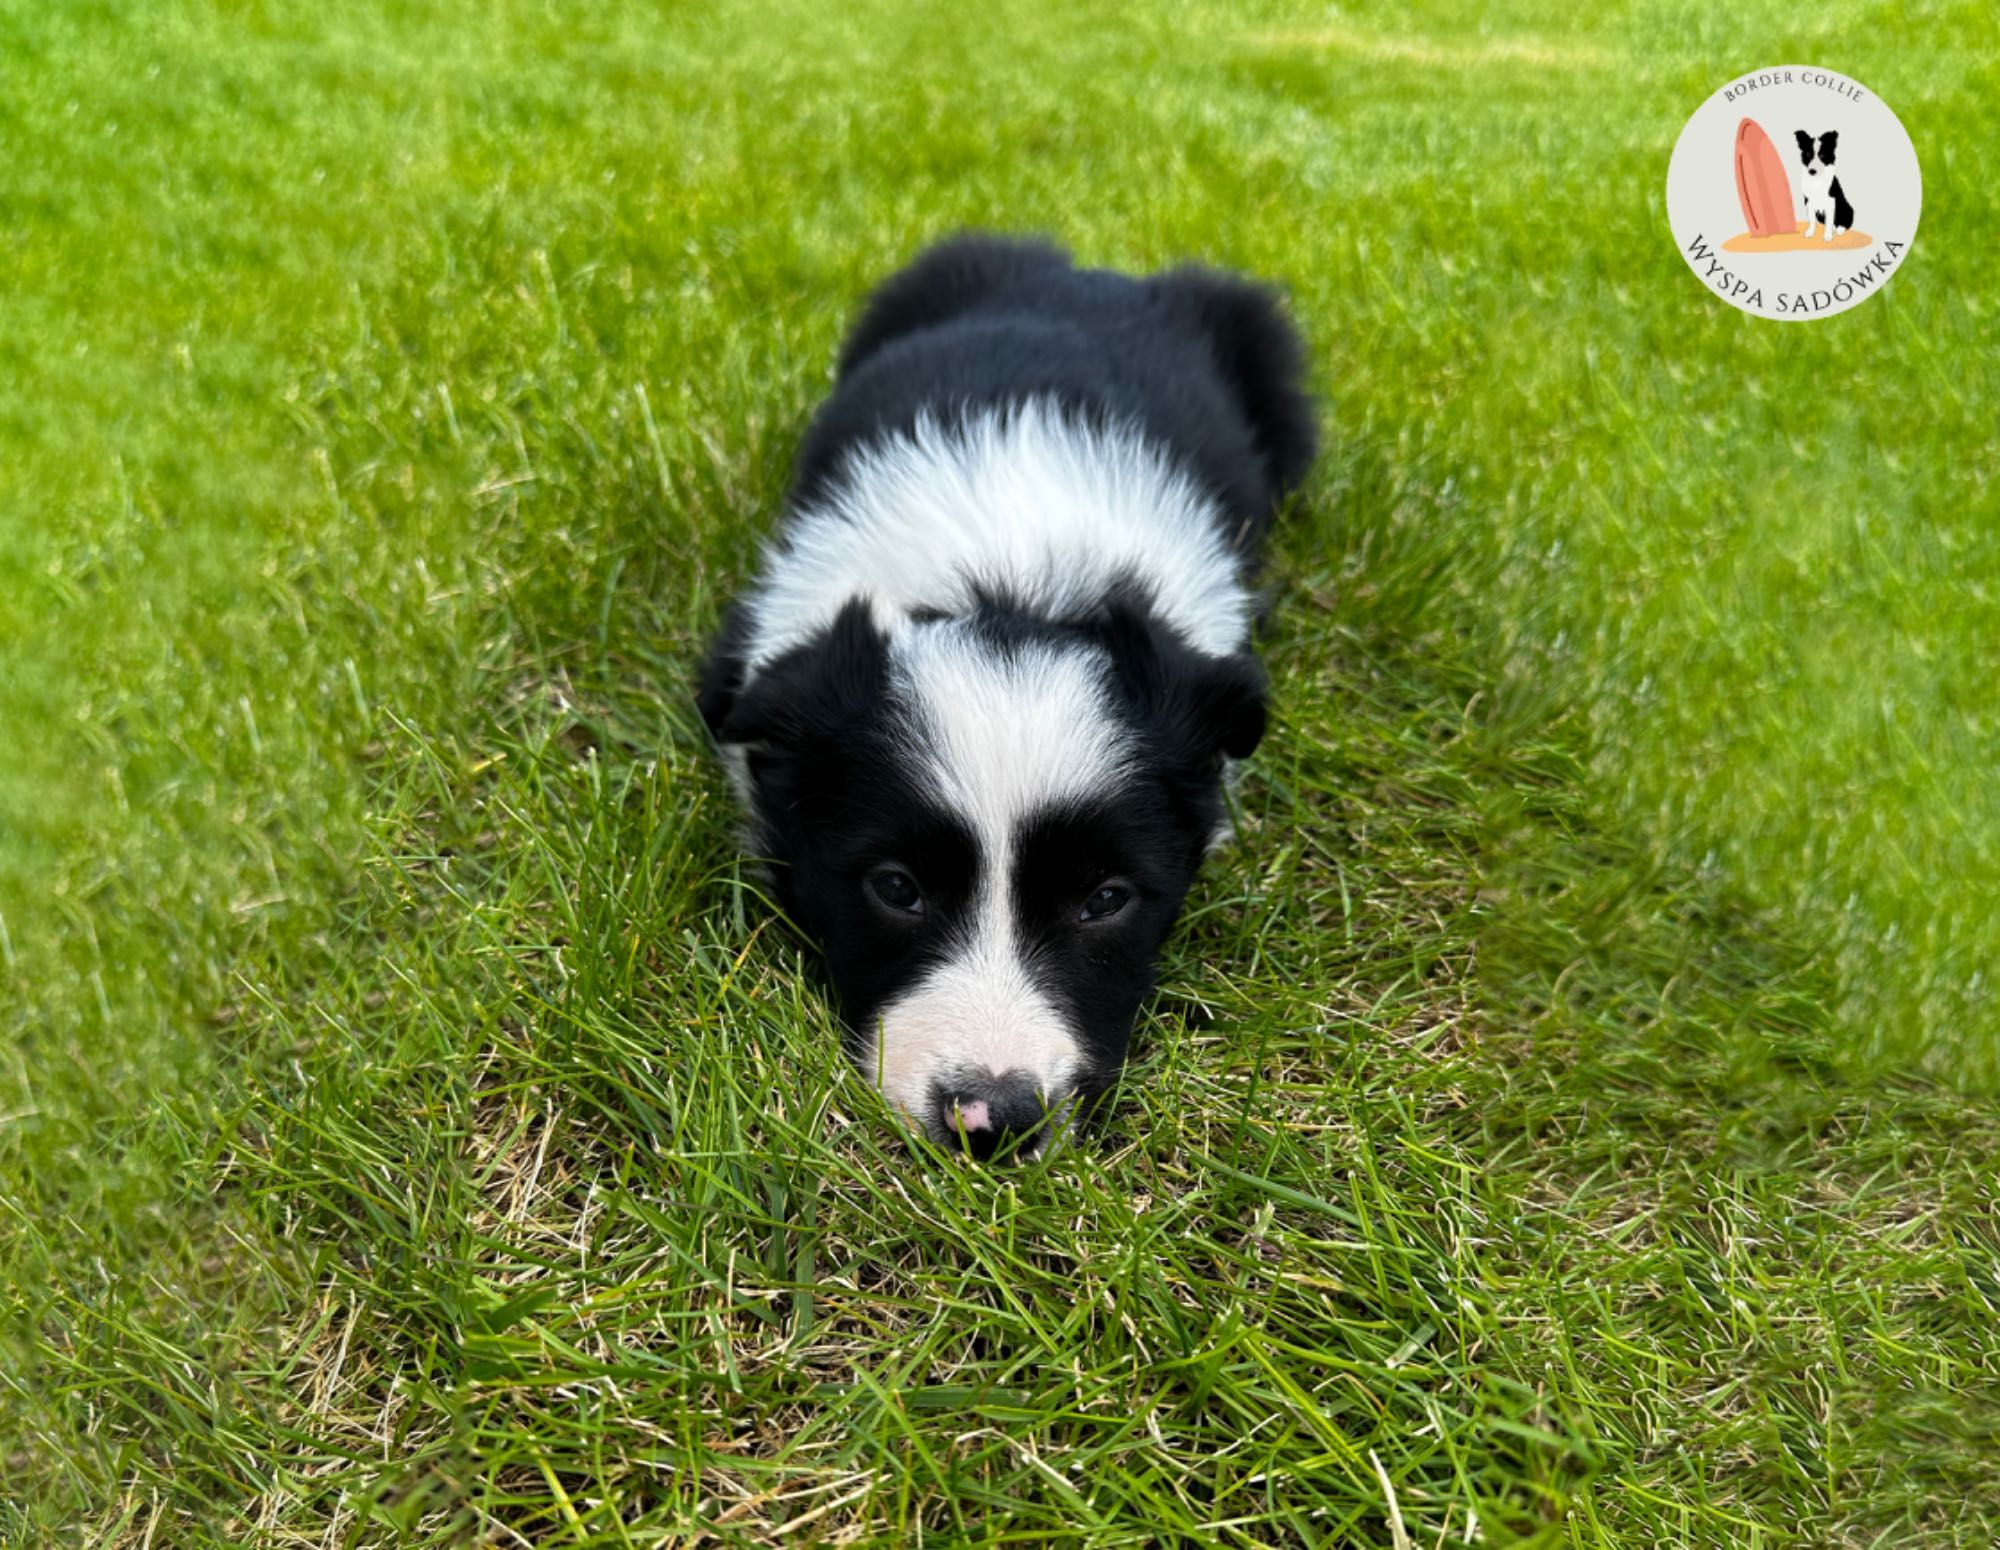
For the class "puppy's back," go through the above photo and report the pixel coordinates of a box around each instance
[792,234,1316,553]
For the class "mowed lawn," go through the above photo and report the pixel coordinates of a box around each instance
[3,0,1997,1544]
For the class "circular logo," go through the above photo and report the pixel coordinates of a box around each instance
[1665,66,1921,321]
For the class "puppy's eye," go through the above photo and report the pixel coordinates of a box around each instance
[1080,883,1132,922]
[869,867,925,916]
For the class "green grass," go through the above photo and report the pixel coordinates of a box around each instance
[3,0,1997,1543]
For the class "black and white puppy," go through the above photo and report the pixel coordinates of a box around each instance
[1793,130,1855,242]
[697,235,1316,1158]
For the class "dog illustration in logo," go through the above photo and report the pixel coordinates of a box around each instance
[1793,130,1855,243]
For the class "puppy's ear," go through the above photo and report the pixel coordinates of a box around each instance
[696,601,754,739]
[708,598,888,750]
[1099,601,1267,766]
[1818,130,1838,164]
[1794,129,1815,159]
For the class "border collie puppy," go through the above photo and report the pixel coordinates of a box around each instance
[697,235,1316,1158]
[1793,130,1855,242]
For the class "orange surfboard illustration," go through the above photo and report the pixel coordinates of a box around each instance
[1733,118,1795,237]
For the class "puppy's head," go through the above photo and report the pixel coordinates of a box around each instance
[701,594,1263,1157]
[1793,129,1839,176]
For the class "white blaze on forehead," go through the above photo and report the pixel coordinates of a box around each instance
[896,623,1129,829]
[864,625,1129,1124]
[741,400,1251,674]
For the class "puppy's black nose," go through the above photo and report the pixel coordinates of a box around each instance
[940,1070,1049,1161]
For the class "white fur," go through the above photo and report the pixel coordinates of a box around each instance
[738,401,1251,673]
[867,927,1079,1127]
[894,620,1129,841]
[862,623,1127,1125]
